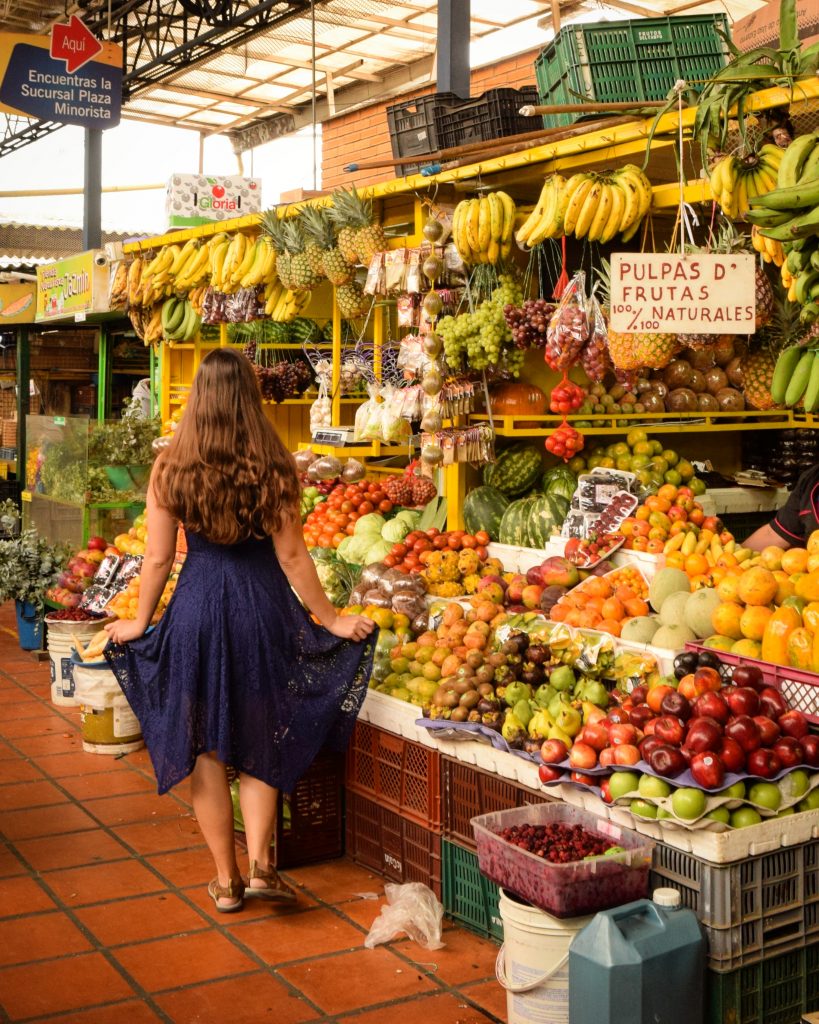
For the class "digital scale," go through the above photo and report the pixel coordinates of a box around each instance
[311,427,358,446]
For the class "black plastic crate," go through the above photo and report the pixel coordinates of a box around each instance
[232,750,344,870]
[386,92,463,174]
[434,87,540,151]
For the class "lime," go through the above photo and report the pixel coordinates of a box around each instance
[587,455,603,470]
[568,456,586,473]
[630,454,650,470]
[651,440,664,455]
[613,442,630,457]
[690,476,706,496]
[664,468,683,486]
[662,449,679,466]
[616,456,633,472]
[650,457,669,475]
[598,456,616,469]
[627,429,649,448]
[632,440,652,456]
[591,446,607,458]
[677,458,695,481]
[605,443,620,458]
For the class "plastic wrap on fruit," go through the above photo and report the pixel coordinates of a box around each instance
[545,271,589,372]
[380,385,410,443]
[575,633,615,676]
[580,294,611,383]
[612,650,658,685]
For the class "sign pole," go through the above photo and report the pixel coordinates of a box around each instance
[83,127,102,251]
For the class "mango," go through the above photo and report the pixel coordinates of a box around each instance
[787,627,813,670]
[762,605,802,666]
[795,570,819,603]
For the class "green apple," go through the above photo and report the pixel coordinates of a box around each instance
[730,806,763,828]
[630,798,658,819]
[778,807,795,817]
[705,807,731,824]
[671,787,707,820]
[656,808,672,819]
[718,781,746,801]
[797,790,819,812]
[638,774,671,799]
[609,772,640,801]
[747,782,782,812]
[779,770,810,802]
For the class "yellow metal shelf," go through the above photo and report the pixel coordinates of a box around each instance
[299,442,412,458]
[471,410,805,437]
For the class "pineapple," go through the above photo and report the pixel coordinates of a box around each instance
[281,219,322,292]
[754,265,774,329]
[598,259,677,371]
[329,185,388,265]
[300,205,354,286]
[742,297,809,409]
[261,209,292,290]
[336,282,371,319]
[741,348,777,410]
[298,208,328,278]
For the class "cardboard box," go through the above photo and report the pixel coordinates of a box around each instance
[165,174,262,228]
[278,188,327,204]
[731,0,819,52]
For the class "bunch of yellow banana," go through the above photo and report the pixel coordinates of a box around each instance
[451,191,516,265]
[188,285,207,316]
[108,261,128,310]
[708,144,783,220]
[128,303,165,346]
[211,232,255,293]
[516,165,653,246]
[264,281,311,320]
[750,224,785,266]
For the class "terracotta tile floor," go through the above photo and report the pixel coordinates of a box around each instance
[0,606,504,1024]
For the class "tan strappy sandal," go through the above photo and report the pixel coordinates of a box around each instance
[245,860,297,902]
[207,877,245,913]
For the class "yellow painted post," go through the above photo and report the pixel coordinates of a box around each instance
[331,288,341,427]
[443,463,466,531]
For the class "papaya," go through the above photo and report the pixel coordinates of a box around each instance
[762,605,803,666]
[795,570,819,603]
[803,601,819,634]
[812,629,819,673]
[787,626,814,670]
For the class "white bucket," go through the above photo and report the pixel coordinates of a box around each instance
[497,889,592,1024]
[72,659,143,755]
[46,619,103,707]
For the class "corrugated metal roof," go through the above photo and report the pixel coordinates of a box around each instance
[0,221,137,266]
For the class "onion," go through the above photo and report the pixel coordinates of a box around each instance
[294,448,318,471]
[313,455,343,480]
[341,458,366,482]
[307,462,322,482]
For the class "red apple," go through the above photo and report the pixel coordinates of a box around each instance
[690,751,725,790]
[600,777,612,803]
[725,686,760,717]
[778,710,809,740]
[759,687,787,719]
[694,666,722,694]
[608,723,638,747]
[717,736,746,772]
[639,735,664,761]
[693,692,730,725]
[654,716,685,746]
[731,664,766,692]
[629,705,655,729]
[661,691,692,721]
[538,763,563,784]
[630,685,648,705]
[684,717,723,753]
[724,715,762,753]
[746,748,782,779]
[772,736,805,768]
[647,744,687,778]
[87,535,108,551]
[606,707,631,725]
[570,771,595,786]
[569,742,598,770]
[580,723,610,753]
[801,734,819,768]
[753,715,780,747]
[613,744,641,766]
[598,747,617,767]
[540,738,569,764]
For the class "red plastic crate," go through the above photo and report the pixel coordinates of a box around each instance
[685,643,819,725]
[345,790,442,898]
[443,756,552,852]
[345,720,442,831]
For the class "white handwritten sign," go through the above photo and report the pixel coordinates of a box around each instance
[609,253,756,335]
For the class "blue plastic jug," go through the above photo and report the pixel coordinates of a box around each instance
[568,888,705,1024]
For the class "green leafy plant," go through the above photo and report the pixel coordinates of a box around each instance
[0,498,20,538]
[87,398,160,467]
[0,529,69,613]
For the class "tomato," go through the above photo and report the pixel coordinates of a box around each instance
[348,511,359,522]
[425,528,441,537]
[332,532,346,547]
[318,533,334,548]
[461,534,477,548]
[371,490,386,503]
[345,485,359,499]
[404,553,419,568]
[350,493,364,508]
[474,531,490,546]
[378,499,393,513]
[433,535,449,549]
[382,554,397,568]
[340,500,353,514]
[450,530,465,539]
[447,535,462,550]
[413,538,432,553]
[418,550,434,565]
[358,500,374,515]
[476,545,488,560]
[345,523,356,535]
[393,563,409,574]
[406,531,422,544]
[409,565,425,574]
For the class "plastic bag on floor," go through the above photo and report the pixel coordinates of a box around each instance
[364,882,445,951]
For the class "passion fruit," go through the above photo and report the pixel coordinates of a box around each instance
[716,387,746,411]
[667,387,698,412]
[664,360,693,390]
[697,392,720,412]
[704,367,729,395]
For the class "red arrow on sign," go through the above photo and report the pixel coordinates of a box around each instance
[50,15,103,74]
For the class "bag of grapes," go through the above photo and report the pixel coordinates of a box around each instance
[580,293,611,382]
[545,271,589,372]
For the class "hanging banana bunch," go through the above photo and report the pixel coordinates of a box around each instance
[451,191,516,265]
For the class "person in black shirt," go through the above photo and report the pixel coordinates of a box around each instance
[744,464,819,551]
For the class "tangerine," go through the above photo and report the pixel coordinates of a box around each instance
[781,548,809,575]
[684,553,709,578]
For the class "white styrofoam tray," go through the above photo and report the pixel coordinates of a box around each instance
[488,540,664,578]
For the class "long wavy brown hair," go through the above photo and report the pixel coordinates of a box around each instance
[152,348,300,544]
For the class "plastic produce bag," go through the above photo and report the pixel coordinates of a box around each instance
[354,384,383,442]
[364,883,445,951]
[545,270,589,372]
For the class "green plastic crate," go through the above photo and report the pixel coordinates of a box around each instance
[534,14,731,128]
[442,839,502,942]
[707,940,819,1024]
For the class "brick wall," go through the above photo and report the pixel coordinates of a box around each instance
[322,48,542,190]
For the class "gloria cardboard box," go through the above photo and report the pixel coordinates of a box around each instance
[165,174,262,228]
[731,0,819,51]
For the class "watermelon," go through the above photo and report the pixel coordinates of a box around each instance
[484,444,543,497]
[526,494,571,548]
[542,466,578,502]
[463,485,510,541]
[498,496,539,546]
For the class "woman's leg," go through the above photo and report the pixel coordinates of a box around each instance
[237,773,278,886]
[191,752,242,895]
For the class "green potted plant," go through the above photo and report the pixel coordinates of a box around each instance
[88,398,160,493]
[0,526,68,650]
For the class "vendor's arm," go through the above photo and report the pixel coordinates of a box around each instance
[274,510,375,642]
[744,523,789,553]
[105,476,177,643]
[744,470,814,552]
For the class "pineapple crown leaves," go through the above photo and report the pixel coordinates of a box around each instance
[280,217,308,255]
[328,184,373,230]
[261,208,287,248]
[300,206,337,251]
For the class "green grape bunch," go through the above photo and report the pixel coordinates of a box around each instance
[438,274,524,374]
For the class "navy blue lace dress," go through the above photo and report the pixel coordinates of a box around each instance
[105,531,375,795]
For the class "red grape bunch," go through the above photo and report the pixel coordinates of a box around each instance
[503,299,556,350]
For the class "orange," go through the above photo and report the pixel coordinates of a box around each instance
[647,684,676,713]
[808,531,819,556]
[759,545,784,571]
[711,601,744,640]
[550,604,569,622]
[710,567,727,586]
[601,597,625,621]
[773,571,795,605]
[578,610,602,629]
[584,577,613,600]
[614,585,637,603]
[684,553,709,578]
[737,566,778,606]
[781,548,809,575]
[665,551,685,570]
[657,484,679,503]
[739,604,774,641]
[715,553,738,568]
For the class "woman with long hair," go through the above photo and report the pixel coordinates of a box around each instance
[105,348,375,912]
